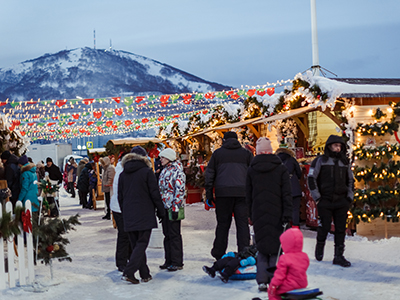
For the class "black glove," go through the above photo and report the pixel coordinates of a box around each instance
[282,216,292,226]
[206,189,214,203]
[206,198,215,208]
[157,211,165,224]
[171,211,179,221]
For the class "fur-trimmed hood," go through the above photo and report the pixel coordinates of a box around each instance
[21,162,36,174]
[275,147,295,157]
[121,153,152,171]
[99,156,111,167]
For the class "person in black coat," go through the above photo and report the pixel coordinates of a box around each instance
[77,161,93,208]
[275,147,302,226]
[308,135,354,268]
[44,157,63,184]
[1,151,20,205]
[246,137,292,291]
[118,146,165,284]
[205,131,253,260]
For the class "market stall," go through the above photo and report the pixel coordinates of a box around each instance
[157,73,400,238]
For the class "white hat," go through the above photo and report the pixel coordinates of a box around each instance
[159,148,177,161]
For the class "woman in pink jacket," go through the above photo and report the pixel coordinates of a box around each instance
[268,228,309,300]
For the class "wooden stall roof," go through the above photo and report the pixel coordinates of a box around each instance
[253,106,318,124]
[88,147,106,154]
[189,116,263,137]
[109,137,162,145]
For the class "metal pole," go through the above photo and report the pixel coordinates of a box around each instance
[310,0,320,76]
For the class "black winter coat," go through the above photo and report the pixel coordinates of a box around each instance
[307,135,354,205]
[77,162,92,193]
[45,163,63,184]
[276,148,302,197]
[246,154,293,256]
[118,153,165,232]
[4,154,20,201]
[205,138,253,199]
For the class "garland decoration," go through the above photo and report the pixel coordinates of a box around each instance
[356,121,398,137]
[353,143,400,161]
[273,76,329,114]
[353,161,400,183]
[355,106,400,137]
[241,96,269,120]
[0,205,24,239]
[351,101,400,223]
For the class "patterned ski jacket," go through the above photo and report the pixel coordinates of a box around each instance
[159,160,186,212]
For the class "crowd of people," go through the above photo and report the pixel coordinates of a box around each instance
[0,132,353,299]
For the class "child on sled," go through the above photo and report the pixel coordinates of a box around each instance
[268,227,309,300]
[202,245,257,283]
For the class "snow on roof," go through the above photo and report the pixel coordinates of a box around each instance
[110,137,162,145]
[315,77,400,98]
[88,147,106,154]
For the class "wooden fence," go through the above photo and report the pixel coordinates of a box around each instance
[0,200,35,289]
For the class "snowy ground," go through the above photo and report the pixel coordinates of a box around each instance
[2,189,400,300]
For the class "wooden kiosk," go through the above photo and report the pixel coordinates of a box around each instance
[159,77,400,239]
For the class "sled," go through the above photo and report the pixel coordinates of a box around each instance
[229,265,257,280]
[281,287,323,300]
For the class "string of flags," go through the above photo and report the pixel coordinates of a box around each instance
[3,78,292,141]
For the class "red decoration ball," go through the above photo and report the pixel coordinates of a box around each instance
[46,245,54,252]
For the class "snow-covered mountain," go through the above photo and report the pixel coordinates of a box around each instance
[0,47,230,101]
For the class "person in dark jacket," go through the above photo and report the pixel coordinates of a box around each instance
[86,167,98,209]
[246,137,292,291]
[45,157,63,184]
[276,147,302,226]
[205,131,253,260]
[308,135,354,268]
[118,146,165,284]
[77,161,93,208]
[76,158,88,181]
[1,150,21,205]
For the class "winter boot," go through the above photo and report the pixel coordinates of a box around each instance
[258,283,268,292]
[333,245,351,267]
[202,266,216,278]
[315,241,325,261]
[216,271,229,283]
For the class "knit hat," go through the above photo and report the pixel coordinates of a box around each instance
[130,146,147,157]
[256,137,273,154]
[46,157,53,163]
[1,150,11,160]
[223,131,238,140]
[17,155,29,165]
[159,148,177,161]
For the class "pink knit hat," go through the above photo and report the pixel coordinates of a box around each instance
[256,137,273,154]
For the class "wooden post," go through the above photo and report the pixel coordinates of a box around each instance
[384,218,388,239]
[6,202,15,288]
[16,201,26,286]
[0,202,5,290]
[0,180,9,202]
